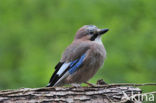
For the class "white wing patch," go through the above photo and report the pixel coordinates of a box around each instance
[57,62,70,76]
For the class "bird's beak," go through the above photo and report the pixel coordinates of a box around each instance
[97,28,109,35]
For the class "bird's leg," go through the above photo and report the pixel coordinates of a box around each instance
[71,83,81,88]
[84,82,96,87]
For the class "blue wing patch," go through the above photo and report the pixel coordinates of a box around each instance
[70,59,78,67]
[47,53,87,87]
[68,53,86,74]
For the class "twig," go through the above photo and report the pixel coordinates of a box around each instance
[95,83,156,88]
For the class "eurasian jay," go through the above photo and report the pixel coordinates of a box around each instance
[47,25,109,87]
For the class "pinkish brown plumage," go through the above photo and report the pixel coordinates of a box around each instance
[47,25,109,87]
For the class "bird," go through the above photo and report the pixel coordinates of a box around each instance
[47,25,109,87]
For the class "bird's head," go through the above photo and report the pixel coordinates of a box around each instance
[75,25,109,42]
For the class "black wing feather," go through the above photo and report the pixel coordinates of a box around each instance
[47,62,64,87]
[47,58,81,87]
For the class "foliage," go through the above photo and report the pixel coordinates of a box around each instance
[0,0,156,91]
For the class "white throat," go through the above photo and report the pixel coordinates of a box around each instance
[94,36,103,45]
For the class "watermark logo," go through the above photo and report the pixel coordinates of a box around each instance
[122,91,155,102]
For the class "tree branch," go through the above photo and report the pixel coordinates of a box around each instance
[0,82,155,103]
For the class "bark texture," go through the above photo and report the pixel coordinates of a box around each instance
[0,85,142,103]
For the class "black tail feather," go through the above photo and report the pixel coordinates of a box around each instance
[46,62,64,87]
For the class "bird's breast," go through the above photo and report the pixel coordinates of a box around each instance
[64,42,106,83]
[88,43,106,67]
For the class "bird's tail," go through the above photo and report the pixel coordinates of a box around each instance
[46,83,52,87]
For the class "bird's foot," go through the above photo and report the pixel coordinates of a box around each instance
[85,82,96,87]
[71,83,81,88]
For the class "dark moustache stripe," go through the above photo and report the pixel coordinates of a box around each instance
[90,33,98,41]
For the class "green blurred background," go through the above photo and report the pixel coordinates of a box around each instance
[0,0,156,92]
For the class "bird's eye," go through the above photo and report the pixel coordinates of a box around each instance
[89,30,94,35]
